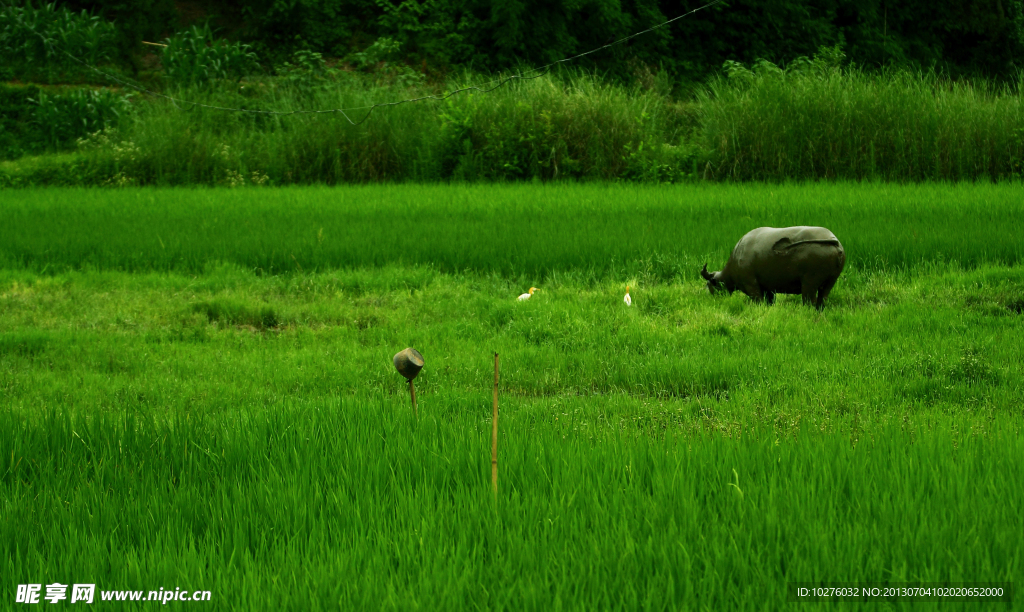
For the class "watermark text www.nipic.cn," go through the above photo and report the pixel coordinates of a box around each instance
[16,584,212,604]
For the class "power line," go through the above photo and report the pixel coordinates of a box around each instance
[3,0,727,125]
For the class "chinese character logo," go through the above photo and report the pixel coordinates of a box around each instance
[15,584,41,604]
[71,584,95,604]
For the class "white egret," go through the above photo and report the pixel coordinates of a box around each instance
[518,287,537,301]
[624,285,632,306]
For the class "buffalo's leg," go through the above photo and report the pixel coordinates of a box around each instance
[765,291,776,306]
[801,282,817,307]
[816,278,837,310]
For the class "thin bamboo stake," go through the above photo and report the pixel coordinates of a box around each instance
[409,378,417,418]
[492,353,500,499]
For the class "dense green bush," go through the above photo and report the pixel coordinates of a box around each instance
[5,0,1024,88]
[32,88,133,150]
[161,24,260,87]
[0,84,132,160]
[699,47,1024,181]
[0,85,44,160]
[230,0,1024,84]
[0,2,117,83]
[3,72,693,186]
[6,52,1024,185]
[434,76,695,181]
[59,0,179,70]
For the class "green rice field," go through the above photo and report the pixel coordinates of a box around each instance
[2,184,1022,610]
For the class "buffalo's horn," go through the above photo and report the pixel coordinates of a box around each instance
[700,263,714,281]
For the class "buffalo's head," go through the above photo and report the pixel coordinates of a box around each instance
[701,264,726,294]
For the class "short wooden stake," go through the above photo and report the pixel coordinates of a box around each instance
[492,352,500,499]
[409,379,417,418]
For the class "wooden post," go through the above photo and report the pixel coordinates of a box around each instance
[409,379,417,418]
[492,353,499,499]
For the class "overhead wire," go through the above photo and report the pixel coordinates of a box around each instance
[2,0,727,125]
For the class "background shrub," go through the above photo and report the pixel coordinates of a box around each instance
[161,23,260,87]
[699,47,1024,181]
[0,2,117,83]
[32,88,132,150]
[33,71,694,186]
[0,85,44,160]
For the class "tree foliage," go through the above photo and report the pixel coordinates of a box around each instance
[10,0,1024,82]
[230,0,1024,81]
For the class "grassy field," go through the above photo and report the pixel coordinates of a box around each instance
[2,183,1024,275]
[2,184,1023,610]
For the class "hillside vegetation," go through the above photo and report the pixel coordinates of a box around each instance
[20,0,1024,81]
[2,2,1024,185]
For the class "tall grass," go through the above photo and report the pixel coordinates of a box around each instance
[0,71,697,186]
[1,183,1023,276]
[2,401,1019,610]
[7,63,1024,184]
[132,71,692,184]
[700,63,1024,181]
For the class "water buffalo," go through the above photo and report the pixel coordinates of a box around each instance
[701,226,845,309]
